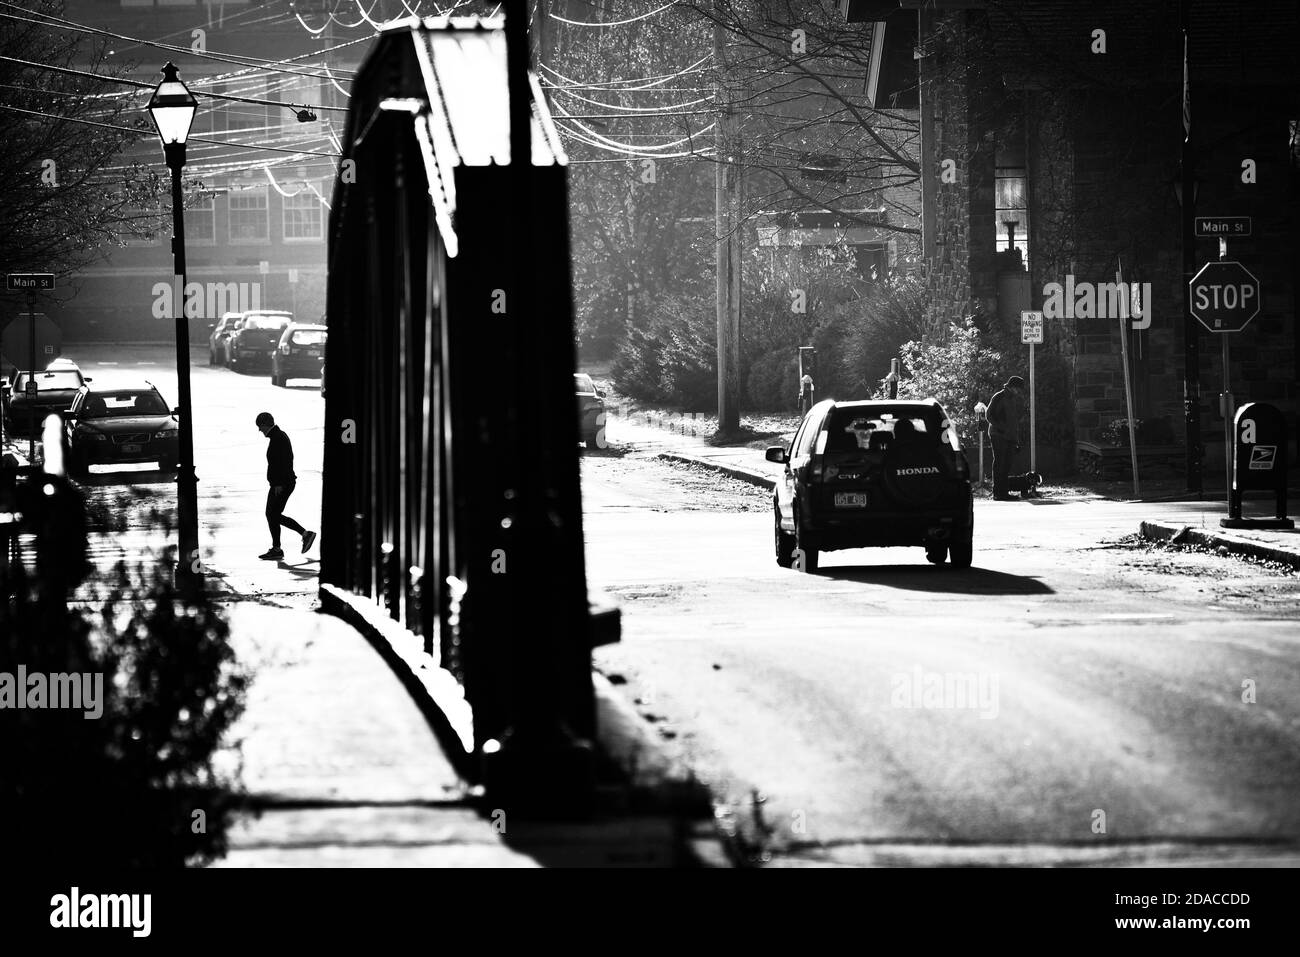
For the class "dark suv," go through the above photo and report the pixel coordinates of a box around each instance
[227,311,292,372]
[767,398,974,571]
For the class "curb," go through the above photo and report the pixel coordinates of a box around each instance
[656,452,776,491]
[1138,521,1300,571]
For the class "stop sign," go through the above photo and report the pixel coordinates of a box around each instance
[1189,261,1260,332]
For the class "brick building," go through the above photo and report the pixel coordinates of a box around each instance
[29,0,379,342]
[848,0,1299,475]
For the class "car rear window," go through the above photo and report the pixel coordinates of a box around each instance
[31,371,83,390]
[822,410,940,453]
[574,374,596,394]
[291,330,327,346]
[245,315,291,330]
[83,391,168,417]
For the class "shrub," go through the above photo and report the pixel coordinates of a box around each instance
[610,291,716,410]
[890,315,1004,447]
[1,486,249,867]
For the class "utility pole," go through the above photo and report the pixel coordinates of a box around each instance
[714,1,740,434]
[1180,0,1203,495]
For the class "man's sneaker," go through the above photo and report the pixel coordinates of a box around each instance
[301,530,317,554]
[259,547,284,560]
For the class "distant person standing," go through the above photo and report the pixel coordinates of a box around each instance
[985,376,1026,501]
[256,412,315,559]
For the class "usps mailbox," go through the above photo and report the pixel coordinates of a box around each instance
[1221,402,1293,529]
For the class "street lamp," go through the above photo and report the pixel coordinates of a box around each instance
[147,62,202,594]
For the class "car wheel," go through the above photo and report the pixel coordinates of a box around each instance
[925,543,948,564]
[774,503,796,568]
[949,534,973,569]
[794,510,819,573]
[581,429,600,448]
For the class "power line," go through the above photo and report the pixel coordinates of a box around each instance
[549,1,681,28]
[0,2,358,82]
[0,102,342,157]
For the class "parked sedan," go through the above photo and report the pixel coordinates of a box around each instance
[3,367,88,437]
[64,382,179,477]
[575,373,606,448]
[271,323,327,386]
[228,311,292,372]
[213,314,246,366]
[208,312,243,366]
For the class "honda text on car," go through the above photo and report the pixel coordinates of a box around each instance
[574,373,606,448]
[227,311,292,373]
[3,364,89,437]
[768,398,975,571]
[271,323,327,387]
[64,382,179,477]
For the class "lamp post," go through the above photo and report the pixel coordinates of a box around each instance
[147,62,202,593]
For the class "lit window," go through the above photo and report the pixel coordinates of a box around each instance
[995,165,1029,266]
[229,186,269,243]
[282,186,323,241]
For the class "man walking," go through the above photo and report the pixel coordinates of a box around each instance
[986,376,1027,501]
[256,412,315,559]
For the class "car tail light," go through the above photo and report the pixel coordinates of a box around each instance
[953,449,971,480]
[280,343,291,355]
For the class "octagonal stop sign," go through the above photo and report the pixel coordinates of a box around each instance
[1189,261,1260,332]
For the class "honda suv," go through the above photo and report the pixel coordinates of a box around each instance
[768,399,974,571]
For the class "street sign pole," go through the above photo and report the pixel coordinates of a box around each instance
[1117,258,1140,497]
[27,291,36,465]
[1020,311,1043,472]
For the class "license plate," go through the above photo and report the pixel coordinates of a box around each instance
[122,444,141,454]
[306,348,321,356]
[834,492,869,508]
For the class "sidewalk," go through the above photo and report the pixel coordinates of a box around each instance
[605,411,1300,569]
[211,603,537,867]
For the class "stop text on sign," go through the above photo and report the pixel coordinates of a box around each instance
[1192,282,1255,311]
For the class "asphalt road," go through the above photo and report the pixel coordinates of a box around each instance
[586,420,1300,866]
[53,343,1300,867]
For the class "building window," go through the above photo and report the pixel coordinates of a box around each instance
[282,186,324,242]
[228,186,269,244]
[187,192,216,246]
[219,78,267,134]
[995,165,1029,268]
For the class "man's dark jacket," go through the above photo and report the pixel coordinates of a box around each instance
[986,387,1024,443]
[266,426,296,485]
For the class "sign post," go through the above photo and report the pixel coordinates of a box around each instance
[6,274,56,464]
[1188,257,1260,502]
[1020,310,1042,471]
[1116,258,1140,496]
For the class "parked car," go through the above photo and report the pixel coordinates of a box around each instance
[3,366,88,437]
[768,398,974,571]
[228,311,292,372]
[213,313,246,366]
[575,373,606,448]
[271,323,327,387]
[64,381,179,477]
[208,312,243,366]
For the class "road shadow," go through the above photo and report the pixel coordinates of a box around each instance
[818,563,1054,595]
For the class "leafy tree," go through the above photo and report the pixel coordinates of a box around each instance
[0,1,171,287]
